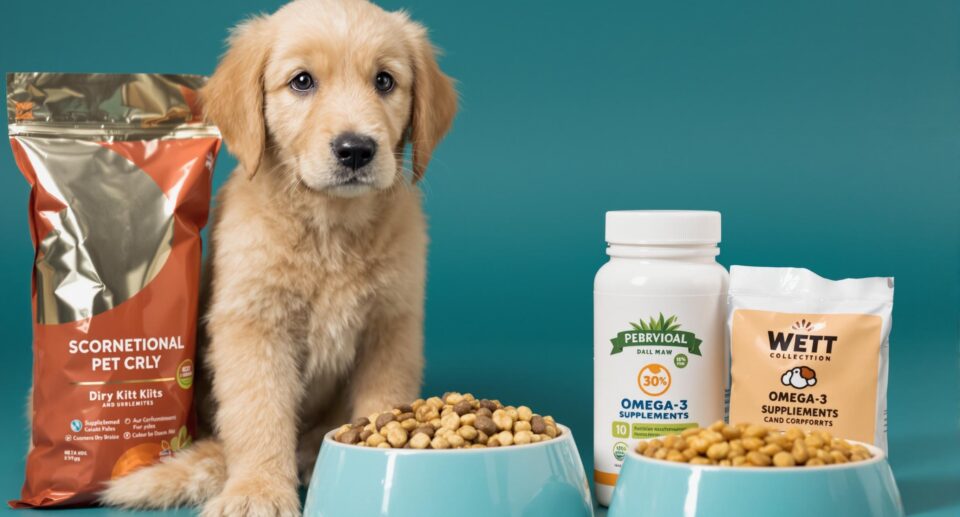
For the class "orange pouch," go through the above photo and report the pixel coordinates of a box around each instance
[6,73,221,508]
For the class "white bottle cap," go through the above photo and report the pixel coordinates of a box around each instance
[605,210,721,245]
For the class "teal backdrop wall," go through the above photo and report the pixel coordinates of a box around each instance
[1,1,957,515]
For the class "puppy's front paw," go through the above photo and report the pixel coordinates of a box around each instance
[201,483,300,517]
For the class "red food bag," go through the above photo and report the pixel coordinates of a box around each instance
[6,73,220,508]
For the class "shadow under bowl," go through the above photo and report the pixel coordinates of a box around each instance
[304,424,593,517]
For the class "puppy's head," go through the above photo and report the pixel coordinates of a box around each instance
[203,0,457,197]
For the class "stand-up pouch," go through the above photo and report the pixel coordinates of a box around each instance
[7,73,220,507]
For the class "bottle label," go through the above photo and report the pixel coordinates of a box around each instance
[594,293,725,486]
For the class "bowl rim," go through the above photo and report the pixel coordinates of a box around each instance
[322,423,575,455]
[625,435,886,472]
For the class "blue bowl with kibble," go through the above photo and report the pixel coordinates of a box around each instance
[303,424,593,517]
[608,438,904,517]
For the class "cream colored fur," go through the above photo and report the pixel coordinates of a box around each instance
[99,0,456,515]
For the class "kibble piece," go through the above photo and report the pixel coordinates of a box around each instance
[792,442,809,464]
[530,415,547,434]
[746,451,772,467]
[431,436,451,449]
[759,444,783,456]
[492,409,514,431]
[338,428,361,444]
[498,431,515,446]
[447,433,466,448]
[375,412,397,430]
[367,433,386,447]
[706,442,730,460]
[721,425,742,440]
[458,425,479,441]
[387,427,408,448]
[352,417,371,428]
[409,433,431,449]
[773,451,796,467]
[440,412,461,431]
[514,430,532,445]
[514,421,532,433]
[475,415,497,436]
[517,406,533,422]
[453,400,473,416]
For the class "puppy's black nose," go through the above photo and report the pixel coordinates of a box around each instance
[331,133,377,170]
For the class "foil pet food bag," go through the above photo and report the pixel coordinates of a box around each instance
[727,266,893,450]
[7,73,220,508]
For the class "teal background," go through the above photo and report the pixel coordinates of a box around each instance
[2,0,958,515]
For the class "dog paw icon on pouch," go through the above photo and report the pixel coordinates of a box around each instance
[781,366,817,389]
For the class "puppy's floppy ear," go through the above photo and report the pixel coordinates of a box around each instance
[201,16,272,178]
[403,20,458,182]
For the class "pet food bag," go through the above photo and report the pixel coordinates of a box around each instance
[7,73,220,508]
[727,266,893,450]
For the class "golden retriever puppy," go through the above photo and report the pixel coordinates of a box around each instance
[101,0,456,515]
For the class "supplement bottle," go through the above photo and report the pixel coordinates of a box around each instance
[594,211,728,506]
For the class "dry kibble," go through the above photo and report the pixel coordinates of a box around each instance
[336,393,561,449]
[747,451,772,466]
[706,442,730,460]
[634,423,872,468]
[759,444,783,456]
[440,412,461,431]
[492,410,514,431]
[530,415,547,434]
[458,425,479,441]
[475,415,497,436]
[338,428,361,444]
[409,433,430,449]
[514,430,533,445]
[517,406,533,422]
[453,400,473,416]
[366,433,386,447]
[447,433,466,448]
[387,427,408,448]
[773,452,796,467]
[666,450,686,463]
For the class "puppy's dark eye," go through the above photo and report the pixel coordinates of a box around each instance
[289,72,315,92]
[374,71,395,93]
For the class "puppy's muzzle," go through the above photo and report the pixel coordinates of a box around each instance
[332,132,377,171]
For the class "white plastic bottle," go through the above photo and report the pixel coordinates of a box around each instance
[593,211,728,506]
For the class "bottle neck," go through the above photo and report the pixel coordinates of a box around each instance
[606,243,720,261]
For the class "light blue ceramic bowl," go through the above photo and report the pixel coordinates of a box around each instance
[608,439,904,517]
[304,424,593,517]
